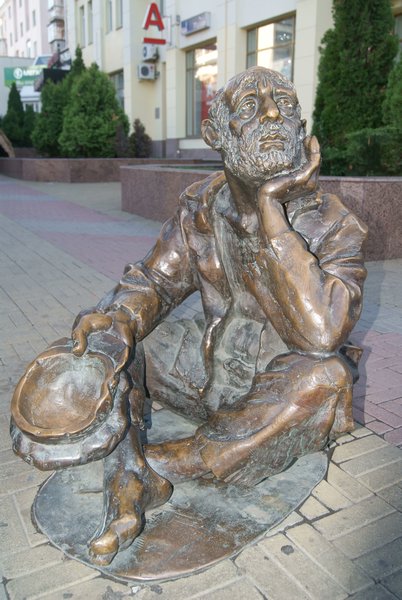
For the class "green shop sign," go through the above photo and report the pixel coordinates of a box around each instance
[4,65,45,87]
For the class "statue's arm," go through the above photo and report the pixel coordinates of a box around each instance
[246,196,368,353]
[72,209,196,362]
[244,136,367,353]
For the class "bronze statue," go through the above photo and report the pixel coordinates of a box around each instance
[10,67,367,571]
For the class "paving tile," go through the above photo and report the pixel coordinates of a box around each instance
[0,496,29,556]
[364,402,402,428]
[312,496,395,540]
[355,537,402,580]
[332,435,387,464]
[39,576,136,599]
[384,428,402,447]
[0,543,62,579]
[299,495,330,520]
[339,446,402,477]
[14,487,49,547]
[382,569,402,598]
[133,561,239,600]
[381,400,402,418]
[376,484,402,511]
[348,584,401,600]
[5,560,97,600]
[287,523,372,594]
[351,426,375,439]
[264,510,304,537]
[357,459,402,491]
[331,511,402,559]
[259,533,347,599]
[366,420,394,435]
[312,479,352,511]
[326,463,373,503]
[197,577,263,599]
[235,545,311,600]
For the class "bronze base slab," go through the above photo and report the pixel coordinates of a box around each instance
[32,410,328,583]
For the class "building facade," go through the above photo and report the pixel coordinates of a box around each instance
[3,0,401,157]
[65,0,336,158]
[0,0,52,58]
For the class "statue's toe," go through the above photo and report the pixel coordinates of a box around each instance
[89,512,143,565]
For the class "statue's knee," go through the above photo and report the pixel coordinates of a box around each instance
[310,354,353,391]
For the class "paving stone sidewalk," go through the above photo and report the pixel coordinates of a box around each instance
[0,174,401,599]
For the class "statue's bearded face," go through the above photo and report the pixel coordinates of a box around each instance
[207,68,306,187]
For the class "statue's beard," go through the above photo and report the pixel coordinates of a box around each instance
[222,125,302,186]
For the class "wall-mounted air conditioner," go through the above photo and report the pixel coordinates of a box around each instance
[138,63,156,80]
[142,43,158,61]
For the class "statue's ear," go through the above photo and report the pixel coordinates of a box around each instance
[201,119,221,150]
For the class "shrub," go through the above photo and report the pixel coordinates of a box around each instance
[58,63,129,157]
[129,118,152,157]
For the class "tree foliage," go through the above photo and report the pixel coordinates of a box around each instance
[312,0,399,175]
[58,63,129,158]
[2,83,26,146]
[129,119,153,157]
[32,47,87,157]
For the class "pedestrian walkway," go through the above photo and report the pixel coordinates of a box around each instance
[0,174,401,599]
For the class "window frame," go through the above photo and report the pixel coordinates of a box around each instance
[246,14,296,82]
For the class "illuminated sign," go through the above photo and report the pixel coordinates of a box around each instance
[181,12,211,36]
[143,3,166,45]
[3,66,45,87]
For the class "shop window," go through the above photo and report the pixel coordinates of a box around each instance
[110,70,124,109]
[247,16,295,81]
[186,43,218,137]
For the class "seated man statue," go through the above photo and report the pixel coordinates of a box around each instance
[11,66,368,567]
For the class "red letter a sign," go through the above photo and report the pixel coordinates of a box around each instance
[143,3,164,31]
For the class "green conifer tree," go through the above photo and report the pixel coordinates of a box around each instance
[129,118,153,157]
[58,63,129,157]
[2,83,25,146]
[32,47,87,156]
[312,0,398,174]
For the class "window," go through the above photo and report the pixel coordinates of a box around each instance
[20,21,23,36]
[26,38,31,57]
[110,70,124,109]
[33,40,37,55]
[79,5,86,46]
[186,44,218,137]
[32,9,36,26]
[88,1,93,43]
[247,16,295,81]
[106,0,113,33]
[10,32,13,46]
[116,0,122,29]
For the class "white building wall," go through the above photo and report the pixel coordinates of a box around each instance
[0,0,51,59]
[64,0,335,157]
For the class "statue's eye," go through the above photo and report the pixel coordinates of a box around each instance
[276,96,295,115]
[237,97,257,119]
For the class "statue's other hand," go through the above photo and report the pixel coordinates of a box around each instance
[258,135,321,205]
[71,308,134,365]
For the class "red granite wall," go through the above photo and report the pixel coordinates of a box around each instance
[121,167,402,261]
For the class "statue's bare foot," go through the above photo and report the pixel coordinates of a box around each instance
[89,456,172,565]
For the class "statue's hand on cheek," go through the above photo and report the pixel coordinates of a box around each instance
[258,136,321,205]
[257,136,321,239]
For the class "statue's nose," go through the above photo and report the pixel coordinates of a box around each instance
[259,97,283,124]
